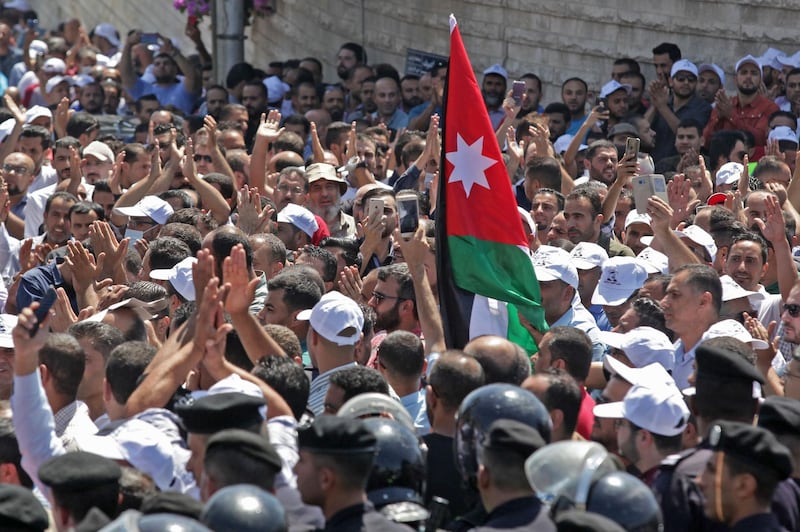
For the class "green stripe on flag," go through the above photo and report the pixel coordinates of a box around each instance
[449,235,548,340]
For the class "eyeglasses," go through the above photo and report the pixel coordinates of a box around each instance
[277,184,304,194]
[2,164,29,174]
[673,75,697,83]
[783,303,800,317]
[371,291,404,302]
[193,154,213,163]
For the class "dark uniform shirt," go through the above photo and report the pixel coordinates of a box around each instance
[320,503,412,532]
[470,496,555,531]
[423,432,477,520]
[730,513,786,532]
[652,445,712,532]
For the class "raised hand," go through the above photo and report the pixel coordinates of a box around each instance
[256,110,283,144]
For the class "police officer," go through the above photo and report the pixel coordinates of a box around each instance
[0,484,49,531]
[294,415,412,531]
[201,484,287,532]
[652,341,763,532]
[757,396,800,530]
[471,419,554,531]
[696,421,793,531]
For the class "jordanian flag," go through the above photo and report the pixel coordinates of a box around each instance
[436,14,547,352]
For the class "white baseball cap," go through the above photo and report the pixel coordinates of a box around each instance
[28,39,47,60]
[591,257,649,306]
[0,118,15,144]
[277,203,318,238]
[604,358,678,389]
[759,47,786,70]
[42,57,66,74]
[570,242,608,270]
[24,105,52,125]
[599,326,675,371]
[599,80,632,99]
[297,291,364,346]
[0,314,17,349]
[532,246,579,289]
[93,23,120,48]
[45,76,72,94]
[698,63,726,86]
[670,59,699,78]
[483,63,508,81]
[702,318,769,350]
[735,54,762,75]
[674,224,717,262]
[715,162,743,187]
[624,210,652,230]
[84,140,115,163]
[719,274,759,302]
[593,383,690,436]
[150,257,197,301]
[84,298,166,324]
[553,134,588,155]
[768,126,799,146]
[636,247,669,274]
[114,195,174,225]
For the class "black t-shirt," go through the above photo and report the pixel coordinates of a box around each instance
[422,432,479,522]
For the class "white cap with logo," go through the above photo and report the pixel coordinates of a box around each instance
[593,382,690,436]
[297,291,364,346]
[591,256,648,306]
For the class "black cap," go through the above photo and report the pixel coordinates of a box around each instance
[205,429,283,473]
[695,344,764,385]
[140,491,204,519]
[708,420,793,480]
[483,419,546,457]
[38,451,122,490]
[175,392,264,435]
[0,484,49,531]
[298,416,377,454]
[554,509,627,532]
[758,396,800,436]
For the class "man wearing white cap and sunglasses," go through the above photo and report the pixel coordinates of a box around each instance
[649,59,712,163]
[703,55,779,149]
[594,380,689,486]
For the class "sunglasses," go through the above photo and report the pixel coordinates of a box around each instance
[784,304,800,317]
[673,75,697,83]
[371,291,404,302]
[193,154,213,163]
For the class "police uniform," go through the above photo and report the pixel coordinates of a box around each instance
[758,396,800,532]
[706,421,793,532]
[653,344,765,532]
[469,420,555,532]
[0,484,49,531]
[174,392,265,435]
[297,416,412,532]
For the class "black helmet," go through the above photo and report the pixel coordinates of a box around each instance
[363,418,429,524]
[201,485,287,532]
[455,383,552,485]
[138,513,212,532]
[585,471,662,532]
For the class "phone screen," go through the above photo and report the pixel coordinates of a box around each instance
[512,81,526,106]
[397,196,419,235]
[141,33,159,45]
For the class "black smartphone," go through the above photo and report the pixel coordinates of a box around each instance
[625,137,640,159]
[30,286,57,337]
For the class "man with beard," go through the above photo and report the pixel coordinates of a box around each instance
[530,188,563,237]
[343,65,374,121]
[518,73,545,115]
[76,82,105,115]
[482,64,508,130]
[241,80,272,146]
[23,137,101,239]
[120,32,202,115]
[649,60,712,162]
[336,42,366,81]
[321,86,345,121]
[703,55,779,148]
[367,263,420,364]
[583,140,619,186]
[399,74,422,113]
[304,163,355,238]
[562,77,589,135]
[273,166,308,211]
[697,63,725,105]
[358,188,398,274]
[1,152,36,239]
[564,187,634,257]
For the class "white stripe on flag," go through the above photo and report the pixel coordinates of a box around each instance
[469,295,510,340]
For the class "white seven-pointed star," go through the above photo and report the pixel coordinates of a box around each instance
[446,133,496,197]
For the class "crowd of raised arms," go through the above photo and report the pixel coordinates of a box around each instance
[0,1,799,531]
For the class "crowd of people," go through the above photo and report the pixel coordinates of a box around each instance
[0,0,798,530]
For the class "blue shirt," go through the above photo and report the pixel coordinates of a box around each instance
[400,389,430,435]
[372,109,409,131]
[16,261,78,315]
[552,303,606,361]
[566,115,588,136]
[130,78,198,115]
